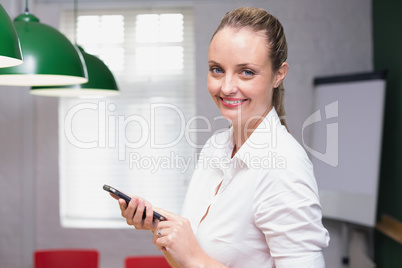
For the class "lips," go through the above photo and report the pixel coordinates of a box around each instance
[220,97,248,107]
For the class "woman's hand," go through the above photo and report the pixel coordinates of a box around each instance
[152,210,225,268]
[109,193,157,231]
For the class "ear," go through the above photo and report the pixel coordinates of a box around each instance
[274,62,289,87]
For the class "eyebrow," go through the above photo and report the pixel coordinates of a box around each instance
[238,63,254,68]
[208,61,257,68]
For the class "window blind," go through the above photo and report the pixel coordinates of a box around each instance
[59,7,196,228]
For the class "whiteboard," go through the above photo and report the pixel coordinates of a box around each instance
[304,72,386,227]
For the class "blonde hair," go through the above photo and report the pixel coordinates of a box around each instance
[211,7,289,130]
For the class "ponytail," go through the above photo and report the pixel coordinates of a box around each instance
[272,82,288,131]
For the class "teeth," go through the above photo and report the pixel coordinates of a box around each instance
[222,99,245,104]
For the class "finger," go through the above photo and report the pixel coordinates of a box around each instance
[152,222,174,244]
[152,228,168,244]
[154,208,178,221]
[125,197,139,225]
[118,199,127,216]
[133,198,146,227]
[155,236,170,252]
[155,220,174,230]
[118,198,127,207]
[142,203,154,230]
[109,193,120,200]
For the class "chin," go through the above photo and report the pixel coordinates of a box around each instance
[219,109,241,123]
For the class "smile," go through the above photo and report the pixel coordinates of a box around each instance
[220,97,248,107]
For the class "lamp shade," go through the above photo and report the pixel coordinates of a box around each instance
[31,47,119,97]
[0,13,88,86]
[0,4,23,68]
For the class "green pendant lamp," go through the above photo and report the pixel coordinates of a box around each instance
[31,46,119,97]
[0,1,88,86]
[30,0,119,97]
[0,4,23,68]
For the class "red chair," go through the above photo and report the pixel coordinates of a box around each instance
[125,256,170,268]
[34,249,99,268]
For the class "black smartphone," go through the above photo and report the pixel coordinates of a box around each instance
[103,184,165,221]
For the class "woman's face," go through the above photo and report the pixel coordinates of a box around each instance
[208,27,281,129]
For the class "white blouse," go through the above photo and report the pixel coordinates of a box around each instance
[181,108,330,267]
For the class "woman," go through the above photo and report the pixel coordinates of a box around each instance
[112,7,329,267]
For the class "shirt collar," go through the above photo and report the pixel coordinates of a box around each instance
[209,107,285,169]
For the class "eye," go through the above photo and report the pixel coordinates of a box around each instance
[210,66,223,74]
[242,69,255,76]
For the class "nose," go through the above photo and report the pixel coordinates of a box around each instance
[221,74,238,95]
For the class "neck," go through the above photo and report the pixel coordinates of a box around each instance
[231,106,273,157]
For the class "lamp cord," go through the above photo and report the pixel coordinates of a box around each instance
[25,0,29,13]
[73,0,77,45]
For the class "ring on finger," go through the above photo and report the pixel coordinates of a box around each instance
[156,229,162,237]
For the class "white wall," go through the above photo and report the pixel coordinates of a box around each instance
[0,0,373,267]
